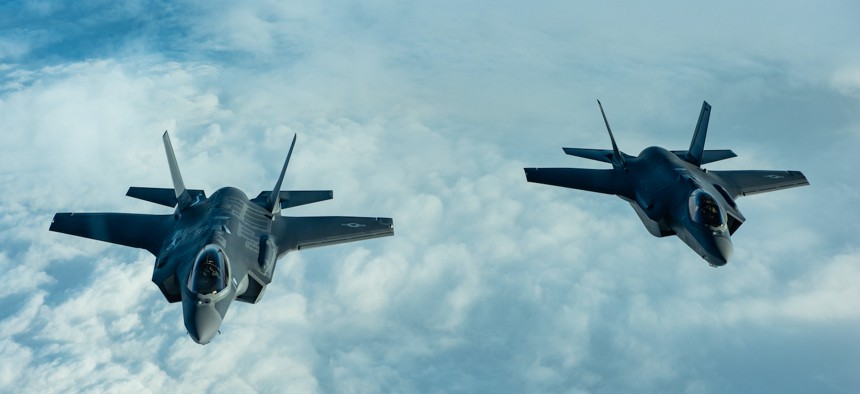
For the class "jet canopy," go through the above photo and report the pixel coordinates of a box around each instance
[688,189,725,228]
[188,245,229,295]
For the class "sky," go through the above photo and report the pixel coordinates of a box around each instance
[1,1,859,393]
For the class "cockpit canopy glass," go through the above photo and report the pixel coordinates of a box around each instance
[188,246,229,295]
[688,189,725,228]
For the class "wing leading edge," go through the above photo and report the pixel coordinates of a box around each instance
[50,213,173,255]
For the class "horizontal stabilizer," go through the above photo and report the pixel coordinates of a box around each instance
[670,149,737,165]
[524,167,631,198]
[563,148,635,164]
[711,170,809,198]
[127,187,206,207]
[252,190,333,209]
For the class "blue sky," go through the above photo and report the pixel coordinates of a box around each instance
[1,1,859,392]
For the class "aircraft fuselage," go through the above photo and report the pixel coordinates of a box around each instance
[153,187,278,344]
[621,147,733,266]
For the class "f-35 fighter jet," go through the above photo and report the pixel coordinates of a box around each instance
[524,101,808,267]
[50,132,394,344]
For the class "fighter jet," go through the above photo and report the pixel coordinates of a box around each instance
[50,132,394,344]
[524,100,808,267]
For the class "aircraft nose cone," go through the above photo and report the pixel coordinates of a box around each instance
[716,236,733,263]
[189,304,222,345]
[706,236,733,267]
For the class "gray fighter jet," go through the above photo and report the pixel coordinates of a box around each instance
[50,132,393,344]
[524,100,808,267]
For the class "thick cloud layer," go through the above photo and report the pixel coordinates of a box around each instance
[1,1,858,393]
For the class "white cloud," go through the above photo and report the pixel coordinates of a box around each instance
[832,66,860,99]
[1,1,859,393]
[0,339,34,388]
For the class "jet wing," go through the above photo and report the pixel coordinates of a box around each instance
[277,216,394,251]
[524,168,632,198]
[50,213,173,255]
[710,170,809,198]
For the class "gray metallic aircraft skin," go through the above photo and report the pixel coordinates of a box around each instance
[50,132,394,344]
[525,101,809,267]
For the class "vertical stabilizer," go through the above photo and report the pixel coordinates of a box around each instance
[597,100,626,169]
[162,131,192,209]
[685,101,711,167]
[266,134,297,215]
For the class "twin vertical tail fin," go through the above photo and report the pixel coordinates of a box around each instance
[596,99,626,169]
[567,100,725,167]
[684,101,711,167]
[162,131,193,210]
[265,134,297,215]
[159,131,298,216]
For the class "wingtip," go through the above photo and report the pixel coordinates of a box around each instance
[377,217,394,228]
[48,212,69,231]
